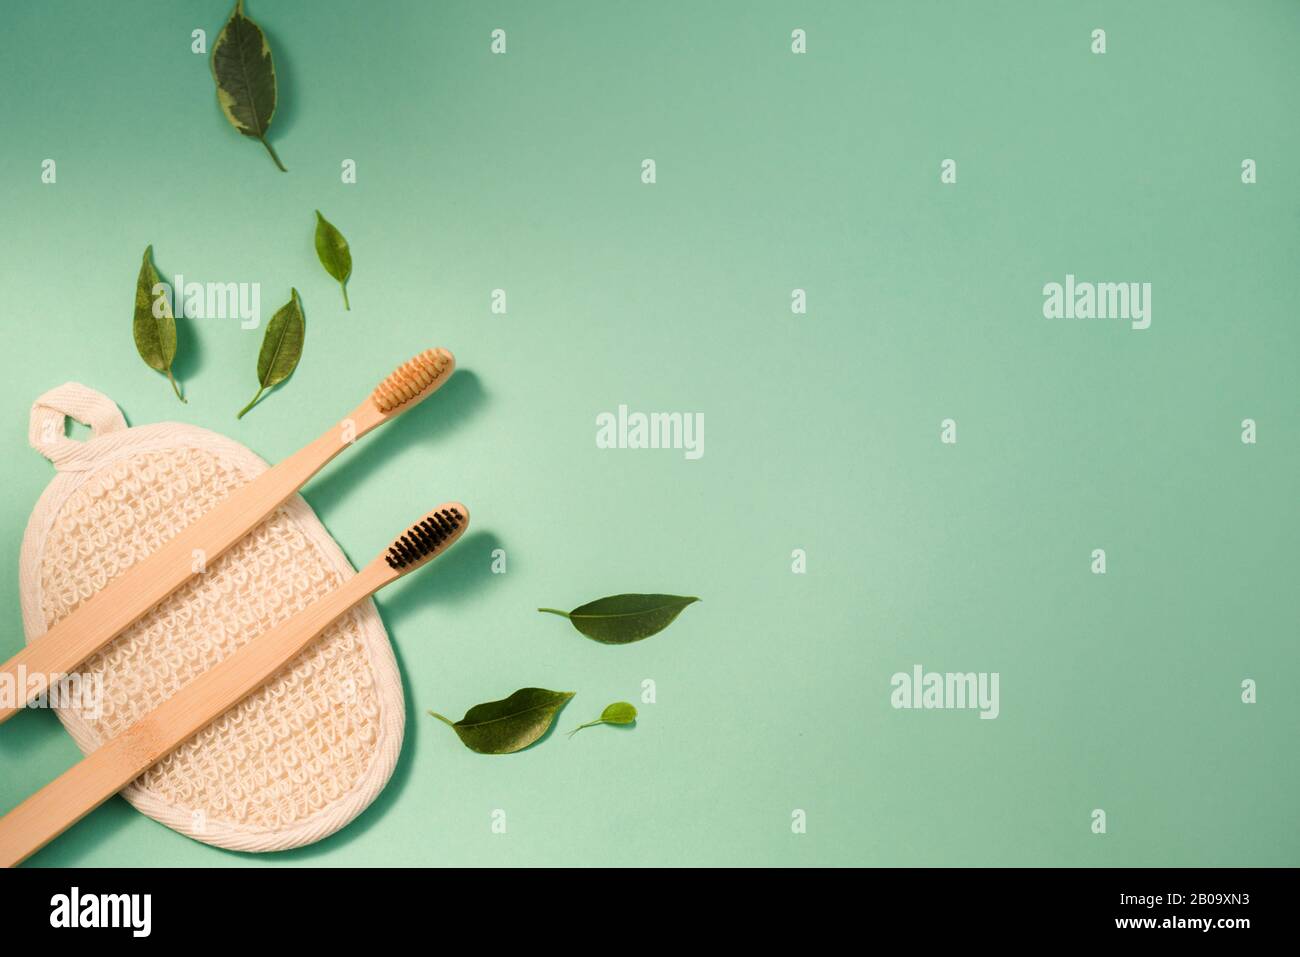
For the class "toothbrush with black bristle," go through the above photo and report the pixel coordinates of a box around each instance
[0,502,469,867]
[0,348,457,724]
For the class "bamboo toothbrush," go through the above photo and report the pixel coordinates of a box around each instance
[0,348,454,725]
[0,503,468,867]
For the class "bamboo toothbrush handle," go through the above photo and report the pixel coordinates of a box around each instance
[0,502,465,867]
[0,346,453,725]
[0,402,380,725]
[0,564,388,867]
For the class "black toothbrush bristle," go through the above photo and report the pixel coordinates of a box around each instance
[385,507,463,569]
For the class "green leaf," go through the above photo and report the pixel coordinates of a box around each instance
[211,0,285,171]
[600,702,638,724]
[568,701,638,738]
[132,245,185,403]
[237,289,304,418]
[314,210,352,309]
[428,688,574,754]
[538,594,700,644]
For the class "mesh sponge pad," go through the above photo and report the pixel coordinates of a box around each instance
[18,384,404,852]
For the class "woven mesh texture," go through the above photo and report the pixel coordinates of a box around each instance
[19,385,404,852]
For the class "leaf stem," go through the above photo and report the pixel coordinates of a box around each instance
[259,136,287,172]
[341,282,350,311]
[426,710,456,727]
[537,608,571,618]
[236,386,265,419]
[567,720,602,738]
[166,369,186,404]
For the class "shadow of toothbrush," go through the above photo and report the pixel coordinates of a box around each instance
[303,368,487,523]
[378,529,503,620]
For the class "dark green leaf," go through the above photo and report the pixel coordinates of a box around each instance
[132,245,184,402]
[428,688,574,754]
[237,289,304,418]
[211,0,285,171]
[314,210,352,309]
[539,594,699,644]
[568,701,638,737]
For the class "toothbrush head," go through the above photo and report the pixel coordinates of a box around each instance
[371,348,455,414]
[384,503,468,572]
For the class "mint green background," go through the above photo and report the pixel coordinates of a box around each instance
[0,0,1296,867]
